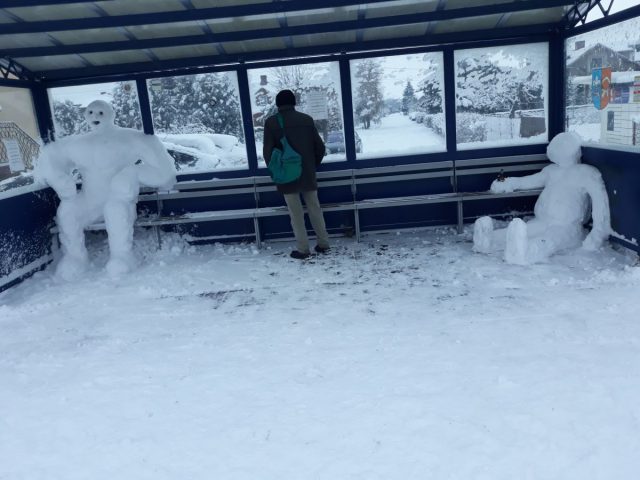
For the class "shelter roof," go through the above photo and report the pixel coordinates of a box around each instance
[0,0,600,82]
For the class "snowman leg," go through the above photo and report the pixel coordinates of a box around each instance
[505,218,528,264]
[524,223,584,264]
[473,216,494,253]
[104,168,139,276]
[104,200,137,276]
[55,197,97,280]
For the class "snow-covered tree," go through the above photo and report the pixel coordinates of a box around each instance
[191,73,243,139]
[416,63,443,115]
[270,64,311,100]
[456,55,507,114]
[52,99,87,137]
[148,74,243,139]
[353,59,384,129]
[455,53,543,115]
[111,82,142,130]
[401,81,418,115]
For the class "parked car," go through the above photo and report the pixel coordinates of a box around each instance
[325,131,362,154]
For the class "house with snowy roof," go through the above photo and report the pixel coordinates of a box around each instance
[566,42,640,146]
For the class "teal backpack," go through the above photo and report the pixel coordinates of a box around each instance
[267,113,302,184]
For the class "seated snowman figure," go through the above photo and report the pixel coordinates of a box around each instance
[37,100,176,279]
[472,132,611,264]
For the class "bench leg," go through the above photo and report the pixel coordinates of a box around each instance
[253,217,262,249]
[457,200,464,234]
[155,225,162,249]
[355,209,361,242]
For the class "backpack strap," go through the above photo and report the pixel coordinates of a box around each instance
[277,113,285,131]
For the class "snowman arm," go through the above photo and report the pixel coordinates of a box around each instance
[583,169,612,241]
[133,134,177,189]
[35,143,78,199]
[508,169,548,191]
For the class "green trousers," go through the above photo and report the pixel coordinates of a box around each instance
[283,190,330,253]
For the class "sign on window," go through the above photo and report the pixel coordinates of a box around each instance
[1,139,25,172]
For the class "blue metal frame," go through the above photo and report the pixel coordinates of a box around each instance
[29,4,640,182]
[35,32,556,179]
[5,1,576,61]
[0,0,396,35]
[38,23,555,82]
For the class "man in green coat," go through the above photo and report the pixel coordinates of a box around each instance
[263,89,331,259]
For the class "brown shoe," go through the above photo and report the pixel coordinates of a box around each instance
[314,245,330,254]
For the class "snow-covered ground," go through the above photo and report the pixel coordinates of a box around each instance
[357,112,445,158]
[2,226,640,479]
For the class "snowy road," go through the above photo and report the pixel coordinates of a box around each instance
[356,112,445,158]
[1,227,640,479]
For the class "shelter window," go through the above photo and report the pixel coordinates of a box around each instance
[350,52,446,159]
[147,72,247,173]
[565,15,640,149]
[247,61,346,164]
[0,86,39,183]
[49,81,143,138]
[454,43,549,150]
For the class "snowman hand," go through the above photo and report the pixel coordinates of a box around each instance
[490,178,515,193]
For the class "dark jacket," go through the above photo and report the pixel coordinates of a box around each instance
[263,105,326,194]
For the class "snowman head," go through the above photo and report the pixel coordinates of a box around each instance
[546,131,582,167]
[84,100,115,131]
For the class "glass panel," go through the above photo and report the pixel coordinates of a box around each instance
[147,71,247,172]
[48,81,142,137]
[247,61,345,164]
[565,15,640,148]
[455,43,549,150]
[0,86,39,183]
[350,52,446,159]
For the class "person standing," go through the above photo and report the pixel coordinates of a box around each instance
[263,89,331,259]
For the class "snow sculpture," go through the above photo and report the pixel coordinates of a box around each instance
[37,100,176,279]
[472,132,611,264]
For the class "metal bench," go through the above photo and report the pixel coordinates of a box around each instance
[51,154,547,247]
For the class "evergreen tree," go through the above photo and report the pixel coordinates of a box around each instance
[417,75,443,114]
[353,59,384,129]
[401,81,417,115]
[111,82,142,130]
[148,74,243,140]
[51,99,86,137]
[149,76,194,133]
[191,73,243,139]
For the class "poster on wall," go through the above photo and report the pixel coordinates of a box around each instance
[591,67,612,110]
[302,90,328,120]
[1,139,25,172]
[611,85,630,104]
[634,76,640,103]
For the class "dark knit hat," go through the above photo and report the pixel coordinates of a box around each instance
[275,89,296,107]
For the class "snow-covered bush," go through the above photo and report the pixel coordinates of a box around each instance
[456,112,487,143]
[423,113,445,137]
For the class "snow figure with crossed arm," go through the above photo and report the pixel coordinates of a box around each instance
[37,100,176,279]
[472,132,611,265]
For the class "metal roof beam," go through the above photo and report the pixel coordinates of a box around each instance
[0,0,114,6]
[425,0,447,35]
[562,0,603,27]
[0,56,34,81]
[3,0,576,59]
[0,0,394,35]
[37,22,554,82]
